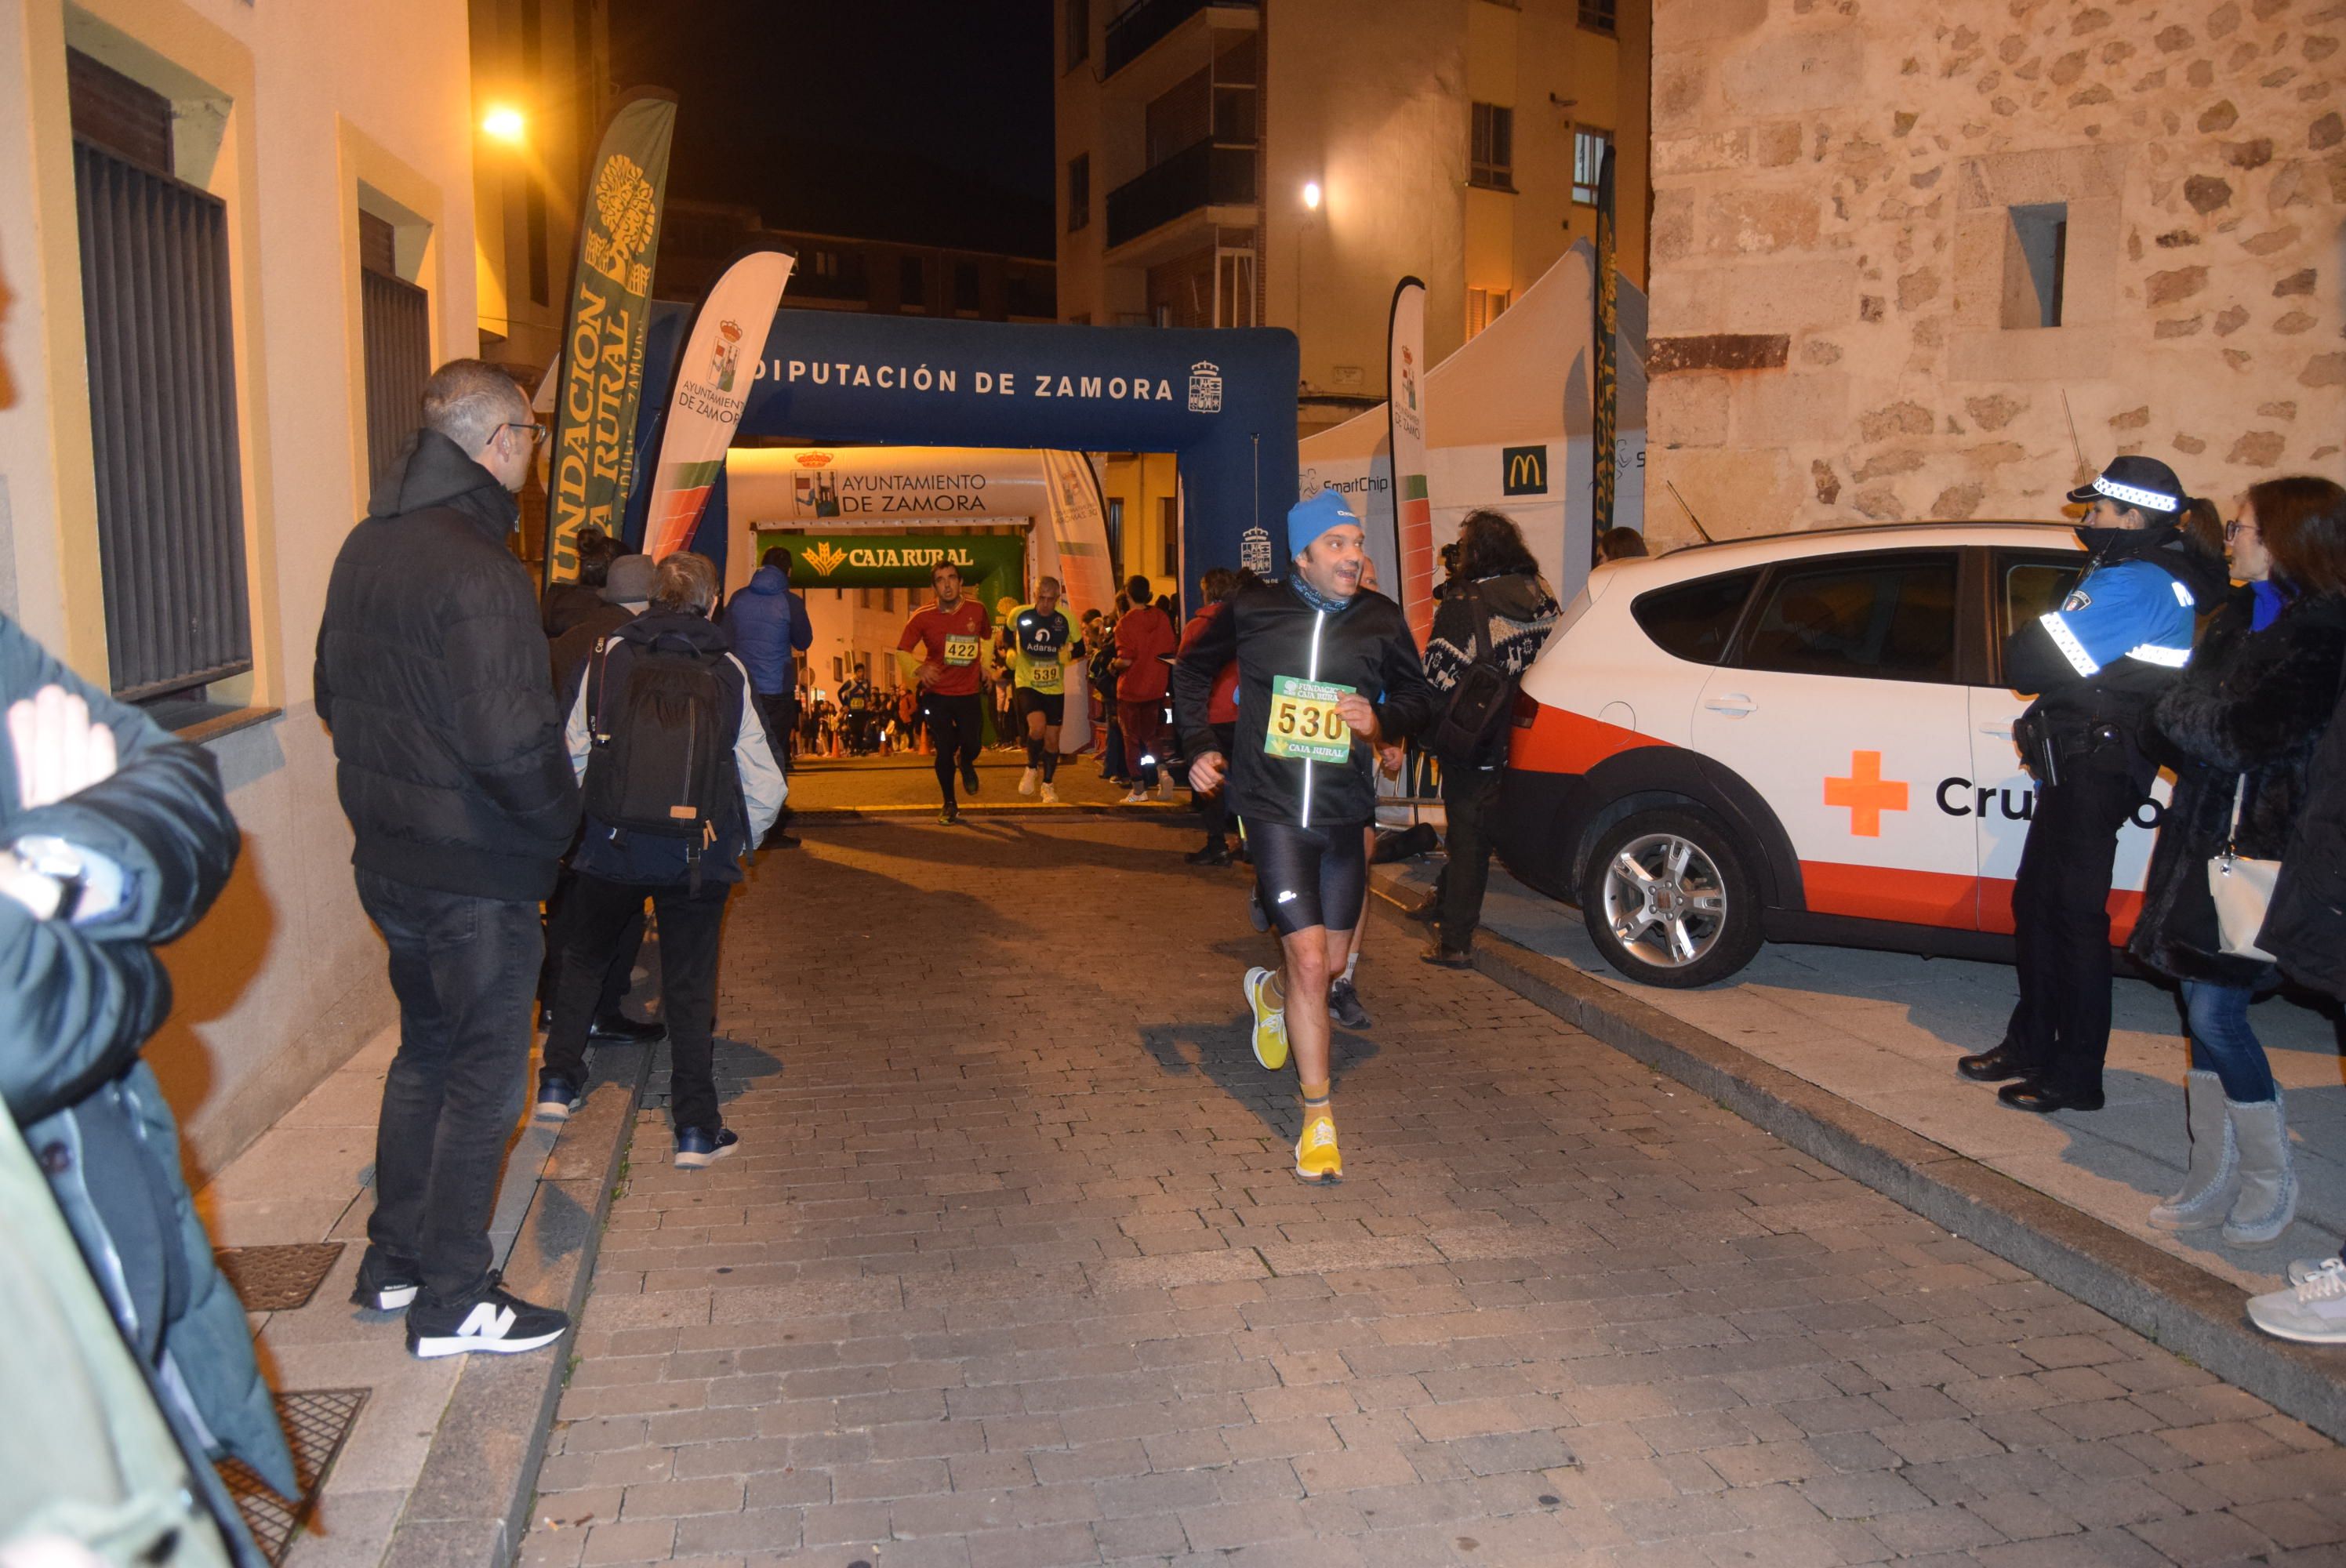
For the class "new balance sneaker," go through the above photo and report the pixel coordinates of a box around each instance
[674,1126,739,1170]
[1038,782,1059,803]
[349,1247,420,1313]
[534,1073,582,1123]
[1295,1115,1342,1184]
[405,1273,568,1359]
[1328,976,1371,1030]
[2247,1258,2346,1345]
[1244,966,1288,1072]
[2287,1254,2343,1286]
[1018,768,1039,796]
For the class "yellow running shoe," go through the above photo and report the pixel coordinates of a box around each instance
[1244,965,1288,1071]
[1295,1114,1342,1184]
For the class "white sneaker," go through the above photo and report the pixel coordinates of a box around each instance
[1039,782,1059,802]
[2287,1254,2344,1286]
[1158,774,1176,800]
[2248,1258,2346,1344]
[1120,787,1150,805]
[1018,768,1038,796]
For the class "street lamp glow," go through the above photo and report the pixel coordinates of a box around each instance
[1302,180,1322,211]
[481,106,526,143]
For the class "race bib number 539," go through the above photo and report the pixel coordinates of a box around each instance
[1263,676,1356,764]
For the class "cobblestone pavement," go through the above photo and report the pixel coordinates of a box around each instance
[523,820,2346,1568]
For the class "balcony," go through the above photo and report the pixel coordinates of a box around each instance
[1105,138,1256,249]
[1105,0,1257,76]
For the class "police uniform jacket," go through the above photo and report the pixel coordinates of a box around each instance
[2003,524,2229,728]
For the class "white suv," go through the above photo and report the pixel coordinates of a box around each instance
[1494,523,2169,987]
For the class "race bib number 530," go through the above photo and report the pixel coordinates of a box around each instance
[1264,677,1356,764]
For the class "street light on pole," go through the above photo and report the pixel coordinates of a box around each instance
[481,104,527,144]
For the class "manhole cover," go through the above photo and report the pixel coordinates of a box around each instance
[218,1387,368,1566]
[214,1243,345,1312]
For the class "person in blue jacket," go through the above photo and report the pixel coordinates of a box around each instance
[1959,456,2230,1113]
[722,546,812,846]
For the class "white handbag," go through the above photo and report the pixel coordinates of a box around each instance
[2207,775,2280,962]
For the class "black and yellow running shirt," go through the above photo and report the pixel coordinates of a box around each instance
[1008,604,1077,693]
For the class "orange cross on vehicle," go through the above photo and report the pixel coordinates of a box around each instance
[1825,750,1909,837]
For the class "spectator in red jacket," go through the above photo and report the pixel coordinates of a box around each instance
[1113,574,1178,805]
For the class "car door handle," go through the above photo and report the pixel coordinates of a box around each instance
[1703,693,1756,717]
[1977,723,2014,738]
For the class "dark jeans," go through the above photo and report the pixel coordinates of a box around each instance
[540,863,641,1022]
[754,691,796,837]
[543,873,732,1133]
[2184,979,2275,1102]
[2003,749,2141,1094]
[355,868,543,1308]
[1436,765,1505,949]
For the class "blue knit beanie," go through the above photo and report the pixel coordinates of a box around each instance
[1287,489,1356,561]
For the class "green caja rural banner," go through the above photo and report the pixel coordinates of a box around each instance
[545,89,675,585]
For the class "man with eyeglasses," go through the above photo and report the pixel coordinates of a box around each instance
[1958,455,2229,1115]
[317,360,583,1358]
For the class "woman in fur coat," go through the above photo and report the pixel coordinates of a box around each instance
[2129,475,2346,1247]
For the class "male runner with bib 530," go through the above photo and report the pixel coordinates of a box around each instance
[1175,491,1433,1181]
[897,561,993,825]
[1006,576,1080,802]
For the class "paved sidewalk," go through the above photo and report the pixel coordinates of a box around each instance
[786,751,1193,816]
[527,818,2346,1567]
[196,1004,648,1566]
[1375,857,2346,1301]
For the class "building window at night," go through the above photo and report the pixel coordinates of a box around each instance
[1572,128,1613,205]
[899,253,927,310]
[2003,203,2068,329]
[954,259,982,314]
[1469,103,1514,191]
[1160,497,1179,579]
[1467,287,1511,340]
[1068,153,1090,232]
[1578,0,1618,36]
[1065,0,1089,70]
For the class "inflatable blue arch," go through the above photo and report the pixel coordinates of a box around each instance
[626,306,1301,604]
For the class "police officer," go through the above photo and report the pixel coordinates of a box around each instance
[1959,456,2229,1112]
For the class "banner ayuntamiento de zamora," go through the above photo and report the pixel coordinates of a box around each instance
[643,249,795,561]
[545,89,675,585]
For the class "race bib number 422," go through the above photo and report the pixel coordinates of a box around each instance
[942,634,981,666]
[1263,677,1356,764]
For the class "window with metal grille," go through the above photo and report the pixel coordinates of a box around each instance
[1578,0,1618,35]
[69,57,253,701]
[359,212,430,488]
[1068,154,1091,232]
[1469,103,1513,191]
[1573,128,1612,205]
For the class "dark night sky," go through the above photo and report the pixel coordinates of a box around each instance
[607,0,1056,258]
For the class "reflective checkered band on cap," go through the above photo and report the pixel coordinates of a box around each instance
[2093,475,2181,513]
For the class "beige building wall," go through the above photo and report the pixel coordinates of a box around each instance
[0,0,481,1171]
[1645,0,2344,546]
[1056,0,1649,439]
[471,0,604,376]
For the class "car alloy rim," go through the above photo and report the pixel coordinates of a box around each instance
[1600,832,1729,969]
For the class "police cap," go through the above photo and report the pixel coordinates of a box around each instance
[2067,454,2187,516]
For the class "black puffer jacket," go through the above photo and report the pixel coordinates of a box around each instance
[315,430,580,900]
[1173,579,1434,829]
[2264,668,2346,999]
[2127,588,2346,986]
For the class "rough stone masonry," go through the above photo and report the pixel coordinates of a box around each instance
[1646,0,2344,539]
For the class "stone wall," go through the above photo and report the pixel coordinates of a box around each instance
[1646,0,2344,543]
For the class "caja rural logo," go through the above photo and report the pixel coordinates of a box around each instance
[801,540,849,577]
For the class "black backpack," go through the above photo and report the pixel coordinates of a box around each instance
[1425,583,1519,766]
[584,632,738,848]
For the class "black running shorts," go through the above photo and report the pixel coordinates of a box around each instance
[1247,818,1367,937]
[1013,687,1066,727]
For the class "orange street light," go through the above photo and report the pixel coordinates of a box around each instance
[1302,180,1322,211]
[481,105,526,144]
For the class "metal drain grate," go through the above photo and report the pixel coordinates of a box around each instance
[217,1387,368,1566]
[214,1243,346,1312]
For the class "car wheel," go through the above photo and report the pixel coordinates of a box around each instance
[1578,808,1762,988]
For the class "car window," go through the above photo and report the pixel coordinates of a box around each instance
[1997,555,2083,645]
[1733,553,1959,683]
[1629,570,1760,665]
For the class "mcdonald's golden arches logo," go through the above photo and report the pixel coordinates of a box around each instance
[1502,445,1548,496]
